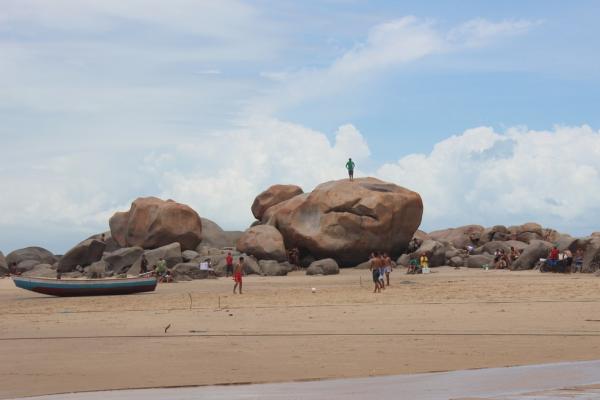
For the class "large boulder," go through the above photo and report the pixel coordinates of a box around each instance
[236,225,287,262]
[21,264,56,278]
[128,242,182,274]
[581,237,600,273]
[465,254,494,268]
[58,239,105,272]
[6,247,56,271]
[87,231,120,253]
[251,184,304,220]
[266,178,423,266]
[475,241,512,256]
[85,260,108,278]
[480,225,510,244]
[429,225,485,249]
[306,258,340,275]
[15,260,42,274]
[182,250,200,262]
[171,262,214,281]
[511,240,553,270]
[102,247,143,273]
[0,251,7,276]
[509,223,544,244]
[258,260,293,276]
[109,197,202,250]
[199,218,243,249]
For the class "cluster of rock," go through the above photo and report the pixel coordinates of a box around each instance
[237,177,423,274]
[3,179,600,280]
[2,197,247,281]
[396,223,600,273]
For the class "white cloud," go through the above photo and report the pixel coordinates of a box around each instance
[377,125,600,234]
[255,16,539,113]
[447,18,541,48]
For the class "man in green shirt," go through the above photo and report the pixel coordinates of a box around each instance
[345,158,355,181]
[155,258,167,281]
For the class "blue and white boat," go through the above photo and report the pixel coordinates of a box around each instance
[12,275,158,297]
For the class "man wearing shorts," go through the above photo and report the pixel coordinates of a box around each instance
[233,256,244,294]
[225,252,234,277]
[378,254,386,290]
[345,158,355,181]
[370,252,381,293]
[383,253,392,287]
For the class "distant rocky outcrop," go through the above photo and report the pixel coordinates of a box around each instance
[263,178,423,266]
[110,197,202,250]
[6,247,57,274]
[0,251,8,276]
[251,184,303,220]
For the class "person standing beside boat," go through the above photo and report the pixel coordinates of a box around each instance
[140,255,149,275]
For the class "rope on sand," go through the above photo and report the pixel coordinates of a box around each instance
[4,331,600,341]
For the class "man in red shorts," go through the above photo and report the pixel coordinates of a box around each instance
[233,256,244,294]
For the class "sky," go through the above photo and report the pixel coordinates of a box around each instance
[2,0,600,253]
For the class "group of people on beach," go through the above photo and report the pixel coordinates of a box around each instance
[368,252,394,293]
[543,246,585,273]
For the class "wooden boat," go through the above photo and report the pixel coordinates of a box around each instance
[12,275,158,297]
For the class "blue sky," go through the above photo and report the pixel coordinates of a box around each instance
[2,1,600,253]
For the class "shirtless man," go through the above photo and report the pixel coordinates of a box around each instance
[233,256,244,294]
[370,252,381,293]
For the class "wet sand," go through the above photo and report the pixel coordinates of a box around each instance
[11,361,600,400]
[1,268,600,398]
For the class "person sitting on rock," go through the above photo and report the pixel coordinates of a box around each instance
[155,258,168,282]
[345,158,355,181]
[509,247,520,263]
[407,257,419,274]
[495,256,508,269]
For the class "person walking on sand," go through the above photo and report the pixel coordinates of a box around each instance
[383,253,392,287]
[377,253,386,290]
[345,158,355,181]
[225,252,234,277]
[233,256,244,294]
[370,252,381,293]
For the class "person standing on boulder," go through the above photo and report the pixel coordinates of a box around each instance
[345,158,355,181]
[233,256,244,294]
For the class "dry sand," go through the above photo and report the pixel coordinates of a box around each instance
[1,267,600,399]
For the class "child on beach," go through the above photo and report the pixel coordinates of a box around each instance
[233,256,244,294]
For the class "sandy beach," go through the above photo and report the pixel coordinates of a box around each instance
[2,268,600,399]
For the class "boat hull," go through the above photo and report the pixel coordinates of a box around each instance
[12,276,158,297]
